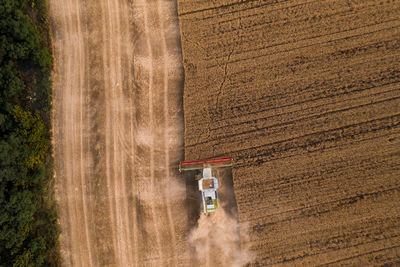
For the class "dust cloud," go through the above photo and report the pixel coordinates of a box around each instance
[189,209,253,267]
[188,169,253,266]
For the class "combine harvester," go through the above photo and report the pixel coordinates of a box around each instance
[179,157,232,214]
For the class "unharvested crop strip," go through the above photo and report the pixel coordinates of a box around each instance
[194,0,319,27]
[237,134,399,174]
[204,22,400,67]
[245,152,399,194]
[207,35,400,78]
[188,95,400,148]
[317,244,400,266]
[248,187,400,223]
[195,0,394,43]
[179,0,257,17]
[212,85,400,131]
[206,20,400,68]
[232,114,400,164]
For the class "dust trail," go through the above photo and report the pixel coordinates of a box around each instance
[188,170,253,267]
[189,209,253,267]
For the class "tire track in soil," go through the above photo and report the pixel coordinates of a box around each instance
[114,0,136,265]
[157,0,179,265]
[65,1,88,265]
[51,0,93,266]
[59,2,75,265]
[100,0,120,264]
[133,0,188,264]
[105,0,132,264]
[128,2,154,262]
[122,2,140,264]
[140,0,164,264]
[73,0,94,265]
[146,1,179,264]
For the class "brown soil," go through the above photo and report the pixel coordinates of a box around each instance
[178,0,400,266]
[49,0,196,266]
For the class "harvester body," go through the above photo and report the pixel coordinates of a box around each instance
[179,157,232,214]
[198,168,219,213]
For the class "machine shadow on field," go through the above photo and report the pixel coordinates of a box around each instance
[183,171,201,229]
[217,168,239,219]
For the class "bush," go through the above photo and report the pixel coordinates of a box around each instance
[0,1,60,266]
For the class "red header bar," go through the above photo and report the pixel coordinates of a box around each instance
[181,157,231,166]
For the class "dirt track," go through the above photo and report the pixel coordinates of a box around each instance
[50,0,193,266]
[178,0,400,266]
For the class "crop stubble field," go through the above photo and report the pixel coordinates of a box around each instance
[49,0,198,266]
[178,0,400,266]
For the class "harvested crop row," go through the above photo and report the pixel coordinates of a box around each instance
[50,0,191,266]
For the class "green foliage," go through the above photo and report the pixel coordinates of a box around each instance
[0,1,52,71]
[34,47,52,72]
[30,0,48,24]
[0,61,25,100]
[12,237,46,267]
[12,105,48,169]
[12,250,34,267]
[0,0,60,266]
[0,11,39,61]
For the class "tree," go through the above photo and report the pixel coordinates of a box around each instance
[12,105,48,170]
[0,1,59,265]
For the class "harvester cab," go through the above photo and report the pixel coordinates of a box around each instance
[179,157,232,214]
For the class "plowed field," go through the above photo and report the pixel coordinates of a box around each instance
[178,0,400,266]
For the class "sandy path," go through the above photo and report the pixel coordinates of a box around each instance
[50,0,190,266]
